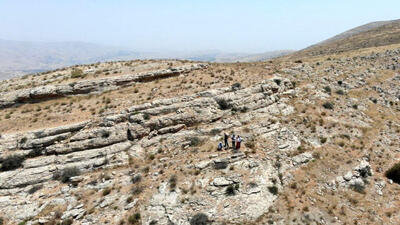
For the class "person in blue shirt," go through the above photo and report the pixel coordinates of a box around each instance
[217,142,223,151]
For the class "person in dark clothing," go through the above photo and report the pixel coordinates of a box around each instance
[224,133,229,149]
[231,134,236,150]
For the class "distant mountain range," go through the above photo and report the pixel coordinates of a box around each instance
[0,40,144,80]
[2,18,400,80]
[0,39,293,80]
[177,50,294,62]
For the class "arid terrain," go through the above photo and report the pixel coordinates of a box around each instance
[0,19,400,225]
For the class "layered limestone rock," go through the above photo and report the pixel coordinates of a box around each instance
[0,63,207,109]
[0,76,315,224]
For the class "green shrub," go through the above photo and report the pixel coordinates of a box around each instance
[101,130,110,138]
[53,167,81,183]
[126,196,133,203]
[61,218,73,225]
[148,154,155,161]
[143,113,150,120]
[149,220,158,225]
[186,136,202,147]
[210,128,220,136]
[128,213,141,224]
[322,102,334,110]
[240,106,249,113]
[70,69,84,78]
[385,162,400,184]
[0,217,3,225]
[131,185,144,195]
[27,147,43,157]
[323,86,331,94]
[102,187,111,196]
[273,79,281,86]
[213,161,228,170]
[215,98,231,110]
[20,137,27,144]
[350,183,365,194]
[169,175,177,190]
[131,174,142,184]
[231,83,241,90]
[1,154,25,171]
[225,185,236,196]
[28,184,43,194]
[245,139,255,149]
[268,186,278,195]
[190,213,210,225]
[335,89,345,95]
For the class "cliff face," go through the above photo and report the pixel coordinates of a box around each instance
[0,42,400,224]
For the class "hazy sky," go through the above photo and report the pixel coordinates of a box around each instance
[1,0,399,53]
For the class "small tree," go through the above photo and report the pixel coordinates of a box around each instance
[385,162,400,184]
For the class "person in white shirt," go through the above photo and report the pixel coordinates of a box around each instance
[236,136,242,150]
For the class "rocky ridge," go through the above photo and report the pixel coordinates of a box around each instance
[0,63,206,109]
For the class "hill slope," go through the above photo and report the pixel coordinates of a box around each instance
[293,19,400,57]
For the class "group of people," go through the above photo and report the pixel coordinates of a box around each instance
[218,133,243,151]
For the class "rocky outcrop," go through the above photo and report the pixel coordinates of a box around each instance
[329,160,373,192]
[0,76,307,224]
[0,64,207,109]
[0,76,293,188]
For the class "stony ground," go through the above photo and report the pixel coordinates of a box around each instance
[0,44,399,225]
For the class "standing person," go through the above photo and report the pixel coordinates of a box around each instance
[224,133,229,149]
[231,134,236,150]
[236,136,242,150]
